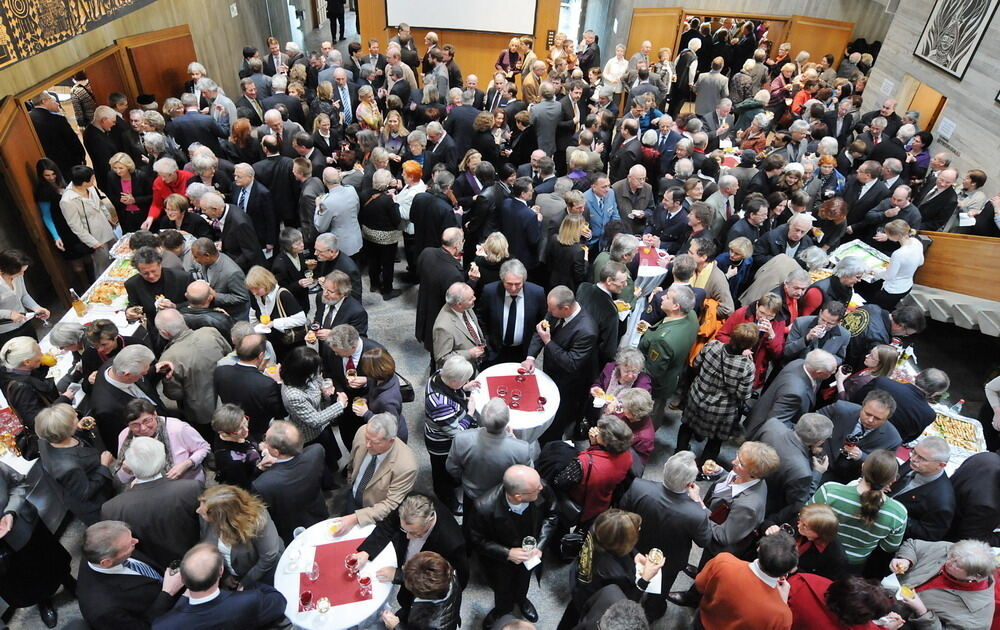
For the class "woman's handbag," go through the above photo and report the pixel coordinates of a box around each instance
[274,288,307,345]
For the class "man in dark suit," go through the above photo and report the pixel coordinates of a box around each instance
[322,325,384,444]
[608,119,641,183]
[782,302,850,365]
[916,167,959,231]
[410,174,461,254]
[469,465,558,627]
[443,90,480,154]
[261,75,306,126]
[842,161,891,227]
[477,261,546,365]
[869,130,909,165]
[522,286,599,443]
[168,94,226,156]
[483,74,511,112]
[252,135,298,227]
[315,271,368,337]
[645,189,690,254]
[947,452,1000,544]
[29,91,86,177]
[745,350,838,438]
[618,451,711,618]
[818,391,902,483]
[386,65,412,105]
[889,436,956,541]
[499,178,543,273]
[256,109,306,159]
[361,39,388,89]
[330,68,360,124]
[822,100,856,150]
[233,163,278,250]
[252,421,329,543]
[314,232,362,301]
[90,346,169,447]
[415,228,465,353]
[125,247,192,342]
[100,437,201,569]
[262,39,290,76]
[752,214,816,270]
[425,121,461,176]
[200,191,264,271]
[850,186,922,241]
[83,106,121,191]
[854,369,948,443]
[355,493,468,611]
[576,262,628,368]
[213,334,285,441]
[756,414,833,530]
[152,544,286,629]
[77,521,184,630]
[327,0,345,41]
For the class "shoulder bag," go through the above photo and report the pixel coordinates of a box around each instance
[274,288,307,345]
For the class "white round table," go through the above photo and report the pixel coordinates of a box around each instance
[471,362,560,443]
[273,521,397,629]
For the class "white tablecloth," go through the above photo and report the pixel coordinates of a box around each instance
[620,265,669,349]
[273,521,397,630]
[471,362,560,443]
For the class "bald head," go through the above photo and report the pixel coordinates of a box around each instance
[502,464,541,498]
[184,280,213,306]
[180,543,224,593]
[442,227,463,247]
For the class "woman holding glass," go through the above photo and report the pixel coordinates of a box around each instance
[0,250,50,345]
[115,398,210,483]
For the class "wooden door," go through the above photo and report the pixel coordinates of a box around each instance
[786,15,854,66]
[627,8,683,59]
[117,25,198,104]
[0,98,71,301]
[908,84,946,131]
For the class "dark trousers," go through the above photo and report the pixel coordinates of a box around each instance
[402,233,418,278]
[675,423,724,466]
[328,11,345,40]
[483,559,532,616]
[119,209,147,235]
[539,384,586,444]
[365,240,396,293]
[429,451,457,510]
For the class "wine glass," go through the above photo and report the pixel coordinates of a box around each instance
[284,547,301,573]
[522,536,537,552]
[308,562,320,582]
[358,575,372,597]
[345,554,359,576]
[300,589,314,611]
[316,596,331,614]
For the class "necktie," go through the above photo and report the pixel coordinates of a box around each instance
[276,132,282,145]
[123,557,162,580]
[504,296,518,346]
[659,134,668,151]
[341,87,353,124]
[462,311,481,345]
[725,197,733,218]
[252,99,263,119]
[237,186,248,210]
[354,455,377,506]
[552,318,565,333]
[346,356,356,372]
[324,302,337,328]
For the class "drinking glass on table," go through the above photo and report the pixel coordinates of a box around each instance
[308,562,320,582]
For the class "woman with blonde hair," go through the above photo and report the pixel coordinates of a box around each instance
[379,109,409,156]
[197,484,285,586]
[495,37,521,83]
[835,344,898,401]
[356,85,383,131]
[546,212,588,291]
[245,265,307,360]
[469,231,510,291]
[870,219,923,309]
[765,503,850,580]
[106,152,152,234]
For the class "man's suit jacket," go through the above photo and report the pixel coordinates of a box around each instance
[410,190,460,254]
[90,364,168,449]
[818,400,901,483]
[432,305,485,367]
[745,359,817,438]
[29,107,85,175]
[618,478,711,592]
[483,87,510,113]
[609,137,641,183]
[262,93,307,127]
[77,554,179,630]
[947,452,1000,544]
[252,444,329,543]
[576,282,622,368]
[239,180,279,247]
[477,280,546,363]
[234,95,264,127]
[214,363,286,440]
[321,336,384,400]
[347,426,418,526]
[842,175,891,227]
[425,133,461,176]
[446,428,537,501]
[822,111,856,148]
[468,483,559,564]
[704,190,735,235]
[645,205,690,254]
[694,70,729,116]
[522,72,543,104]
[315,295,368,337]
[854,376,935,443]
[499,198,542,268]
[869,136,908,165]
[262,52,290,76]
[152,584,287,630]
[83,124,120,190]
[218,204,265,271]
[330,81,360,120]
[443,104,480,154]
[316,185,362,256]
[415,248,464,350]
[917,185,958,232]
[100,477,202,569]
[388,78,412,106]
[529,99,564,156]
[783,318,850,364]
[252,154,297,224]
[890,463,956,541]
[525,307,599,387]
[357,494,469,587]
[752,224,816,268]
[168,111,226,156]
[255,120,306,158]
[756,417,821,528]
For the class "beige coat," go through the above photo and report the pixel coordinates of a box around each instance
[160,327,231,424]
[59,186,116,248]
[347,426,418,526]
[432,305,484,368]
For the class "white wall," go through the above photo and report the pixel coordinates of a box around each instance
[863,0,1000,188]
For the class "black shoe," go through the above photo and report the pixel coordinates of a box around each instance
[666,590,699,608]
[682,563,698,578]
[483,609,500,629]
[38,601,57,629]
[520,598,538,622]
[382,289,403,300]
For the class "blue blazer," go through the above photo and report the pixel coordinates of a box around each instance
[583,189,620,247]
[152,584,286,630]
[499,198,542,268]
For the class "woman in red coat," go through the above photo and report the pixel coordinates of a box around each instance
[562,415,633,525]
[715,292,788,388]
[786,573,895,629]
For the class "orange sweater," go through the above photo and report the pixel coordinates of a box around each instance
[695,553,793,630]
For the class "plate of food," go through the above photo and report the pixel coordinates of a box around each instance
[920,412,985,455]
[85,280,127,306]
[104,258,137,280]
[109,236,133,257]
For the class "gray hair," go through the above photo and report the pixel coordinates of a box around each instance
[372,168,393,191]
[440,355,474,387]
[154,308,189,336]
[742,59,756,71]
[447,87,463,102]
[796,246,828,271]
[609,233,640,261]
[481,398,510,434]
[185,182,213,202]
[903,110,920,123]
[368,413,398,439]
[431,170,455,193]
[883,158,903,176]
[49,322,85,349]
[112,344,155,375]
[817,137,838,156]
[674,157,694,179]
[398,494,436,524]
[667,284,696,314]
[444,282,472,306]
[272,74,288,92]
[789,119,809,133]
[916,435,951,463]
[143,131,166,153]
[834,255,867,279]
[794,413,834,444]
[804,349,837,374]
[663,450,699,492]
[615,347,645,372]
[83,520,132,563]
[549,285,575,308]
[718,174,738,190]
[180,93,199,108]
[948,540,998,580]
[499,259,527,282]
[315,232,340,252]
[265,420,304,456]
[152,157,179,175]
[618,387,653,418]
[195,77,218,93]
[915,368,950,397]
[124,436,166,480]
[407,129,427,147]
[896,124,916,143]
[871,116,887,129]
[327,323,360,351]
[327,49,343,65]
[785,268,812,285]
[600,600,649,630]
[190,153,216,176]
[461,89,475,105]
[0,337,38,370]
[752,113,770,129]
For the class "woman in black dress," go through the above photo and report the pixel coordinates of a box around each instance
[220,118,263,165]
[360,170,402,299]
[269,227,312,311]
[546,213,589,292]
[153,194,213,239]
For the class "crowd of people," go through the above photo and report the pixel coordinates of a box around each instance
[3,14,998,630]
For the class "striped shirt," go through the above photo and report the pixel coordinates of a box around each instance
[423,374,474,457]
[813,481,907,565]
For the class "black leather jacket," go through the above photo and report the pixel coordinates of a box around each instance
[401,575,462,630]
[179,306,234,341]
[468,483,559,563]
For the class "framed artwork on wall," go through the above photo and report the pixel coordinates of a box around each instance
[913,0,1000,80]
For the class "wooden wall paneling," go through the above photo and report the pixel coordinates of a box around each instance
[0,98,72,303]
[358,0,560,89]
[626,8,683,58]
[117,26,198,105]
[786,15,855,66]
[914,232,1000,301]
[15,46,132,105]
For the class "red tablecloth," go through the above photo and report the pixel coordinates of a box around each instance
[486,374,543,410]
[638,247,661,266]
[297,540,373,610]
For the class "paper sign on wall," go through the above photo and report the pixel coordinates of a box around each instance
[881,79,895,94]
[937,117,956,140]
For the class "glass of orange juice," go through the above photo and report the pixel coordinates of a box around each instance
[40,353,57,367]
[259,314,271,326]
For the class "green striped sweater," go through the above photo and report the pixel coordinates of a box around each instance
[813,481,908,565]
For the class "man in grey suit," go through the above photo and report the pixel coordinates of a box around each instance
[190,241,251,319]
[447,399,537,505]
[704,174,739,235]
[818,390,901,483]
[256,109,305,159]
[316,167,362,258]
[293,157,325,246]
[431,282,486,369]
[693,57,729,117]
[756,413,833,530]
[703,99,735,148]
[529,81,567,157]
[783,301,850,364]
[618,451,711,619]
[745,349,838,438]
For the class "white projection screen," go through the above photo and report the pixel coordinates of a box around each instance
[384,0,537,35]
